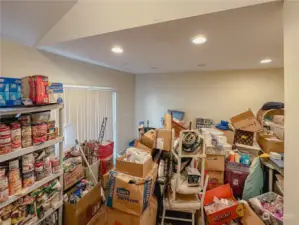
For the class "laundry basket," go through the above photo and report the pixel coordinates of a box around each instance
[257,109,284,125]
[249,192,283,225]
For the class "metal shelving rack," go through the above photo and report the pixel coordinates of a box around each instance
[0,104,64,225]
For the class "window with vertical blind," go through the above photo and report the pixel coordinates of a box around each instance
[62,86,114,147]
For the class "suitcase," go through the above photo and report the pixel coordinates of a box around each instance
[225,162,250,198]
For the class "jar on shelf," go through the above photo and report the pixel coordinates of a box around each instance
[0,124,11,155]
[0,167,9,203]
[11,122,21,151]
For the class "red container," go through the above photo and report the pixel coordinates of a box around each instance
[23,75,49,105]
[100,156,113,175]
[97,141,114,159]
[97,141,114,175]
[0,124,10,136]
[204,184,245,225]
[0,135,11,145]
[224,162,249,198]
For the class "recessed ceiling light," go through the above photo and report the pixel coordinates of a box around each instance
[192,35,207,45]
[260,58,272,64]
[197,64,206,67]
[111,46,123,54]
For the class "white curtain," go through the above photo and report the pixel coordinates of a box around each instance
[63,87,113,146]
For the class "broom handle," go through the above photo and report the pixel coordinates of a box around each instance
[76,140,97,184]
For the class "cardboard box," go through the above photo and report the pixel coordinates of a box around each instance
[106,165,158,216]
[241,203,265,225]
[22,75,49,105]
[116,155,153,178]
[108,198,157,225]
[87,206,108,225]
[230,110,262,132]
[48,82,63,103]
[257,133,284,153]
[156,129,172,151]
[204,184,244,225]
[172,120,186,138]
[206,155,225,172]
[64,183,102,225]
[140,130,156,149]
[0,77,22,106]
[164,114,172,130]
[217,129,235,145]
[134,140,152,153]
[64,163,84,190]
[102,170,111,190]
[206,171,224,190]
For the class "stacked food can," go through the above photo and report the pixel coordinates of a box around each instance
[19,114,32,148]
[0,124,11,155]
[22,153,35,188]
[8,159,22,195]
[0,167,9,203]
[31,111,50,145]
[11,122,21,151]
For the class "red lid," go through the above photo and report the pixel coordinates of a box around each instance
[11,122,21,129]
[0,124,10,131]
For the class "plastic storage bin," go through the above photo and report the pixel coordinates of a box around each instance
[0,77,22,106]
[225,162,249,198]
[235,141,261,161]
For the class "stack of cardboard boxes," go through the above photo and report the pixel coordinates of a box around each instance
[138,128,172,152]
[256,109,284,154]
[103,127,172,225]
[205,155,225,190]
[64,127,169,225]
[230,110,263,146]
[106,163,158,225]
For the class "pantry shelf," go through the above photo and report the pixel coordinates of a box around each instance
[0,103,63,116]
[25,201,63,225]
[37,201,63,225]
[0,136,64,163]
[0,171,63,208]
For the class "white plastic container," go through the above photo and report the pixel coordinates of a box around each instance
[269,122,284,140]
[273,115,284,125]
[201,128,223,136]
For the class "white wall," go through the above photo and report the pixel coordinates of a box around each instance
[284,1,299,224]
[136,69,284,128]
[0,38,136,152]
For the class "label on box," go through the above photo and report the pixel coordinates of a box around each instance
[156,138,164,150]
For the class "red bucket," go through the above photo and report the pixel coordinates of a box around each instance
[97,141,114,175]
